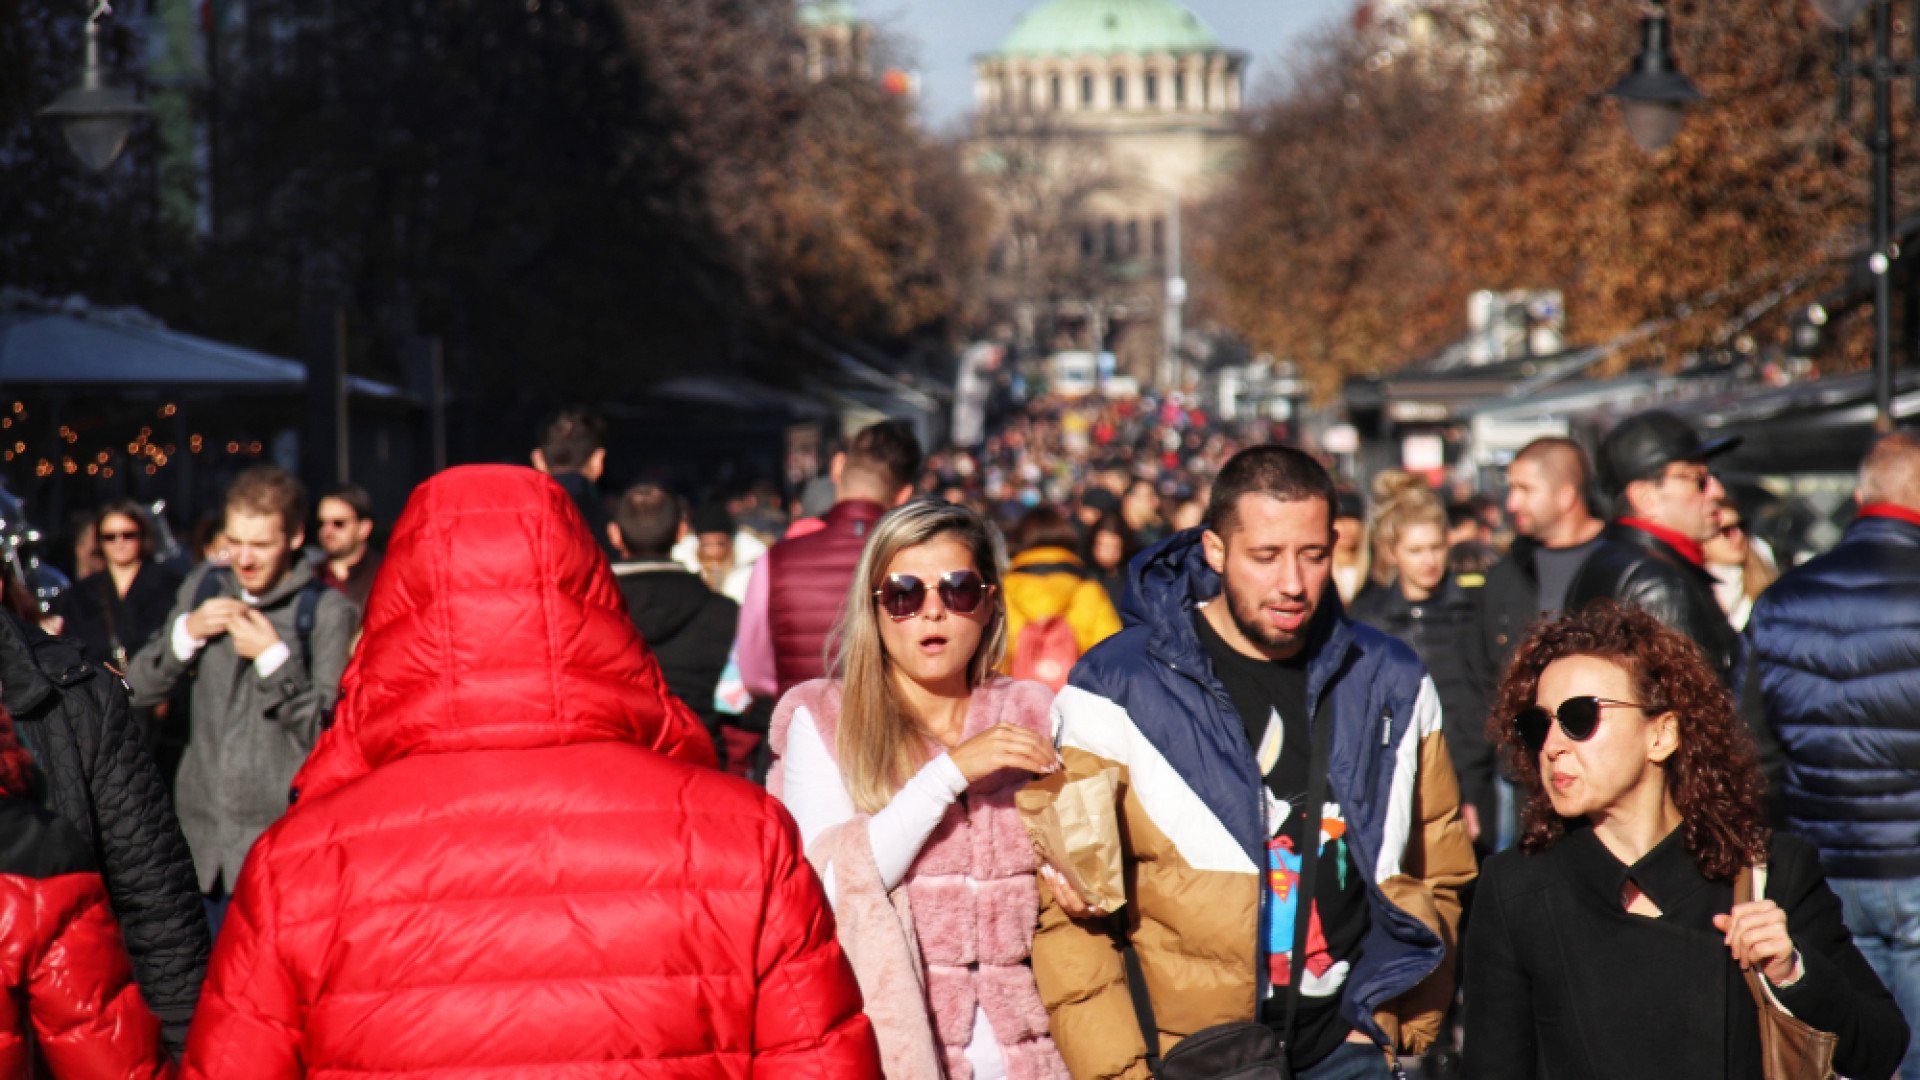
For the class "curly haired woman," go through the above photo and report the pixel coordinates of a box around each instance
[1462,602,1910,1079]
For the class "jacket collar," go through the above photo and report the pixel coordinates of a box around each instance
[1858,502,1920,529]
[824,499,888,537]
[1507,535,1541,580]
[290,466,717,802]
[1562,822,1714,909]
[1602,520,1712,580]
[1616,518,1705,567]
[1010,546,1085,571]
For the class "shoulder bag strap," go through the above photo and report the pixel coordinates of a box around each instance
[1280,699,1335,1050]
[1115,698,1335,1072]
[1117,912,1165,1073]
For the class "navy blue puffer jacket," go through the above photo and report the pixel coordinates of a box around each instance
[1746,508,1920,880]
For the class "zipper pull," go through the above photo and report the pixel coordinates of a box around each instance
[1382,712,1393,747]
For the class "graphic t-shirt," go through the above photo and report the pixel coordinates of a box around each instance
[1193,608,1371,1070]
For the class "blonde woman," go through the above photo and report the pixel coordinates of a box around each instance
[769,500,1071,1080]
[1352,472,1496,846]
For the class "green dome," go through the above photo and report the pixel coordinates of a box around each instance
[997,0,1221,57]
[798,0,859,30]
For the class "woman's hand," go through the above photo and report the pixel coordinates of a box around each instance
[947,723,1059,784]
[1040,863,1104,919]
[1714,899,1801,986]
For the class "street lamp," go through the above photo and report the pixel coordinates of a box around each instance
[1819,0,1909,431]
[1607,3,1703,153]
[39,1,148,173]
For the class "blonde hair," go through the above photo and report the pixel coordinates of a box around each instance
[830,500,1010,814]
[1367,471,1447,581]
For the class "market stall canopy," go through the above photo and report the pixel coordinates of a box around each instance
[0,291,406,398]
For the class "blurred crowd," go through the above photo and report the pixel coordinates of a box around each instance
[0,389,1914,1080]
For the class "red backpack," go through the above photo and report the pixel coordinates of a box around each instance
[1011,614,1080,691]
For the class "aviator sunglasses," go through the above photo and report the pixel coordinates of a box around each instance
[874,570,992,620]
[1514,696,1666,754]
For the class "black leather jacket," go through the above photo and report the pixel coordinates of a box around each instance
[1562,522,1740,686]
[1,611,208,1054]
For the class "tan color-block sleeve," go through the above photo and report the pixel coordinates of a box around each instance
[1374,728,1478,1054]
[1028,745,1152,1080]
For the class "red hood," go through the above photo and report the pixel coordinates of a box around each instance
[292,466,716,801]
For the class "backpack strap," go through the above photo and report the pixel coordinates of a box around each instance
[293,576,326,663]
[191,566,232,610]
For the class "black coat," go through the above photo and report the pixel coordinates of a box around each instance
[1465,826,1909,1080]
[1563,522,1740,686]
[0,610,208,1054]
[51,563,182,669]
[1475,538,1548,690]
[1351,575,1496,840]
[613,562,738,751]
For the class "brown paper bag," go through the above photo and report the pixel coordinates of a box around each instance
[1017,766,1127,913]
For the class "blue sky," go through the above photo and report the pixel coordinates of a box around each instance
[866,0,1358,131]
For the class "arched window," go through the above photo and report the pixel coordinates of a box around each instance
[1022,75,1034,110]
[1051,74,1063,108]
[1081,73,1094,106]
[1125,220,1140,257]
[1145,72,1158,106]
[1112,73,1127,106]
[1103,220,1119,259]
[1173,72,1186,107]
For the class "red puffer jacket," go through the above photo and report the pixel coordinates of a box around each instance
[180,466,880,1079]
[0,799,175,1080]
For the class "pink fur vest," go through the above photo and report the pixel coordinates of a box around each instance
[770,677,1069,1080]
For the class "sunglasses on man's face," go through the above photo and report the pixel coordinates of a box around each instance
[874,570,992,620]
[1663,466,1713,492]
[1514,696,1666,754]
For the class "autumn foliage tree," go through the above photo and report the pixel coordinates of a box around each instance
[1205,0,1898,395]
[9,0,986,400]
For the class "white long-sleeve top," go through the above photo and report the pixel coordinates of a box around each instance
[778,705,1007,1080]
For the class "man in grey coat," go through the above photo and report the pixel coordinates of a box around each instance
[127,465,357,934]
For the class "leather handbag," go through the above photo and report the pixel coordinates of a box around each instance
[1113,705,1335,1079]
[1735,864,1838,1080]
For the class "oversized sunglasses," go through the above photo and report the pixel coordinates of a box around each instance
[874,570,992,620]
[97,530,143,543]
[1514,696,1665,754]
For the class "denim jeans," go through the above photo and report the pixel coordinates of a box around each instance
[1301,1041,1394,1080]
[1831,876,1920,1080]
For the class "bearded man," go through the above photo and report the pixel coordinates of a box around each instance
[1029,445,1476,1080]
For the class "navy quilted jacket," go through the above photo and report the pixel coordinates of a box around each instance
[1746,509,1920,880]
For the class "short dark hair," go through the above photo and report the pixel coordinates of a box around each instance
[318,483,374,523]
[1205,445,1336,536]
[1013,505,1082,553]
[225,465,307,537]
[537,408,606,471]
[614,484,682,558]
[842,421,923,494]
[1513,437,1596,513]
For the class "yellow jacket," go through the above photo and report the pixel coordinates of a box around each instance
[1002,547,1123,661]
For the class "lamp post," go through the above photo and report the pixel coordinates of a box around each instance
[39,0,148,174]
[1606,3,1703,153]
[1822,0,1909,432]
